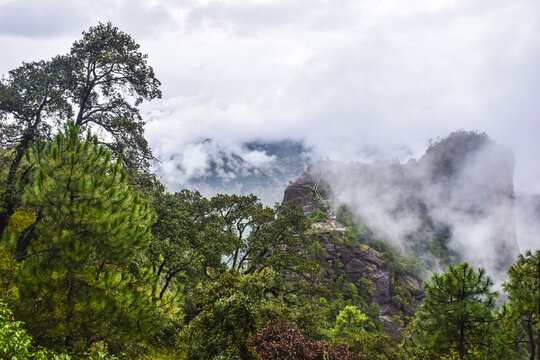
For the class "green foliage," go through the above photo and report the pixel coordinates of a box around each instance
[402,263,510,360]
[0,22,161,243]
[0,299,61,359]
[148,190,321,294]
[317,199,332,212]
[308,209,327,223]
[503,250,540,359]
[356,278,374,304]
[182,269,276,360]
[333,305,369,335]
[0,22,161,173]
[330,305,400,360]
[0,299,119,360]
[4,122,158,354]
[67,22,161,171]
[391,285,413,310]
[148,190,221,300]
[7,209,36,236]
[147,190,334,355]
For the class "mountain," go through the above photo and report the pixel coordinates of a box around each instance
[289,131,518,279]
[158,139,310,204]
[282,131,520,336]
[283,169,424,338]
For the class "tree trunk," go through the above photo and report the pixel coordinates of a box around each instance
[526,317,535,360]
[458,321,465,360]
[0,141,30,237]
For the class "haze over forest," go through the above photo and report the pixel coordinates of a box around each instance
[1,1,540,359]
[1,0,540,190]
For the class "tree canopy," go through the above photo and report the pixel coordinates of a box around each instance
[402,263,509,360]
[0,22,161,237]
[504,250,540,360]
[3,122,157,353]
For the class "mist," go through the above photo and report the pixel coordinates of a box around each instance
[308,132,524,282]
[1,0,539,277]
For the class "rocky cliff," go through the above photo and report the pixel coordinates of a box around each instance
[283,170,424,337]
[282,131,519,336]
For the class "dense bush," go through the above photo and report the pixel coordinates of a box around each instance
[252,320,364,360]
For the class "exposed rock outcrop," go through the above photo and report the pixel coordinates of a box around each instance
[283,172,424,338]
[293,132,519,282]
[282,131,519,336]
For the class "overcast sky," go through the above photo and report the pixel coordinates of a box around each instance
[1,0,539,193]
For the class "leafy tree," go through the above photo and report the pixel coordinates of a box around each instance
[0,22,161,235]
[0,299,68,359]
[148,190,227,300]
[4,122,157,353]
[183,269,276,360]
[0,59,71,231]
[209,194,318,277]
[330,305,399,360]
[209,194,333,335]
[66,22,161,170]
[402,263,510,360]
[149,191,324,298]
[0,299,119,359]
[504,250,540,360]
[333,305,369,335]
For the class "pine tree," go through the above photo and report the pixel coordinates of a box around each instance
[0,22,161,238]
[403,263,510,359]
[5,121,157,352]
[504,250,540,360]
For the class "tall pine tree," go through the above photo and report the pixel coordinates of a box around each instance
[4,121,157,353]
[402,263,510,359]
[504,250,540,360]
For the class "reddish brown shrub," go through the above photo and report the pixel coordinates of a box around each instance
[251,320,365,360]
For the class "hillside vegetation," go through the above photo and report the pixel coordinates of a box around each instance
[0,24,538,360]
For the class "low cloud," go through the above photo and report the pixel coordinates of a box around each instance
[311,134,520,282]
[0,0,538,261]
[155,137,277,186]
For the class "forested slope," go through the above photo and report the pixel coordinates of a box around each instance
[0,23,538,360]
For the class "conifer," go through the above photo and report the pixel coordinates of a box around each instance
[7,121,157,352]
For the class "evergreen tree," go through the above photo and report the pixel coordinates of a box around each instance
[330,305,399,360]
[4,122,157,353]
[504,250,540,360]
[402,263,510,360]
[0,22,161,236]
[333,305,369,335]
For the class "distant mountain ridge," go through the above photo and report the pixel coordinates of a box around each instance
[159,139,310,204]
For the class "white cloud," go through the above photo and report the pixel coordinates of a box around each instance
[1,0,540,194]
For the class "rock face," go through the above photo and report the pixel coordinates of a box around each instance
[282,131,519,336]
[294,132,519,282]
[283,171,424,338]
[282,171,321,215]
[416,132,518,276]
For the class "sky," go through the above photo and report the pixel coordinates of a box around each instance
[1,0,540,194]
